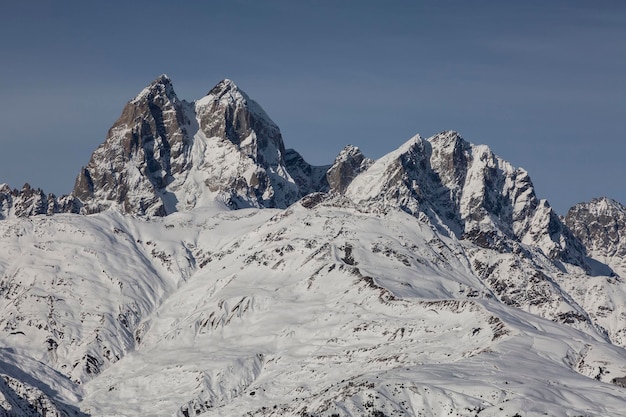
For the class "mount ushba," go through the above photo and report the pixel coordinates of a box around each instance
[1,77,626,417]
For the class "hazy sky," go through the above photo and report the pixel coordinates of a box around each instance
[0,1,624,214]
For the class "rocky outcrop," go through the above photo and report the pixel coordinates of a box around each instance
[189,79,299,209]
[565,198,626,259]
[0,373,85,417]
[284,148,330,197]
[326,145,373,194]
[0,183,79,219]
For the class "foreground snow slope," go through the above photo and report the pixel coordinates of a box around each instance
[1,198,626,416]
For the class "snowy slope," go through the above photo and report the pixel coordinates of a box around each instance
[0,201,624,416]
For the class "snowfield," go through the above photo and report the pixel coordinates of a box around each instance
[1,202,626,416]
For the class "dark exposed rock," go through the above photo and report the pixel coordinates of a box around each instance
[565,198,626,259]
[612,376,626,388]
[327,145,373,193]
[299,192,329,209]
[192,79,301,209]
[197,79,281,159]
[0,373,87,417]
[284,149,330,197]
[73,74,192,216]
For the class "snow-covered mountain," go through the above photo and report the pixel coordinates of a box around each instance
[345,131,587,268]
[1,76,626,416]
[73,76,307,216]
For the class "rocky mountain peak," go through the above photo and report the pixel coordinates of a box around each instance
[427,130,472,190]
[327,145,373,193]
[199,78,269,124]
[204,78,245,102]
[72,74,192,216]
[428,130,464,149]
[335,144,368,161]
[188,79,300,209]
[195,79,281,153]
[575,197,623,216]
[131,74,177,104]
[71,76,306,215]
[200,79,245,112]
[565,198,626,260]
[426,132,584,264]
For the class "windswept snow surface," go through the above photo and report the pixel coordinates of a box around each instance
[1,200,626,416]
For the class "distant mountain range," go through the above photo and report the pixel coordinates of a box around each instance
[1,76,626,416]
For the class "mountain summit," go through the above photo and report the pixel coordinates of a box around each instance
[71,76,308,216]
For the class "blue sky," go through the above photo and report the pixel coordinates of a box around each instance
[0,1,624,214]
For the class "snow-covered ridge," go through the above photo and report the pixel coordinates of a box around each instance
[346,131,587,267]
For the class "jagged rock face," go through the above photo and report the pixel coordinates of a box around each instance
[283,149,330,197]
[346,131,587,267]
[190,79,299,209]
[73,75,193,216]
[565,198,626,259]
[326,145,373,193]
[72,76,302,215]
[196,80,282,161]
[0,184,47,218]
[0,184,79,219]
